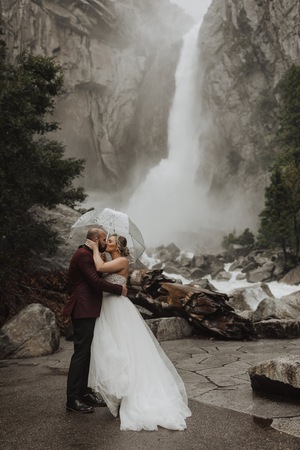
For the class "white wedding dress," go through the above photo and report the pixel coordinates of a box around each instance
[88,273,191,431]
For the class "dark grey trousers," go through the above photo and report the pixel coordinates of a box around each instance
[66,317,96,402]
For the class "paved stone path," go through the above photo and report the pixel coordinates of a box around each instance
[163,337,300,437]
[1,337,300,449]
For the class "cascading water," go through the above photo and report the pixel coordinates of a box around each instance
[127,22,211,250]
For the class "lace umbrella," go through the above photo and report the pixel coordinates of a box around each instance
[70,207,145,262]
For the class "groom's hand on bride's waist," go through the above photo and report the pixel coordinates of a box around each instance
[122,284,127,297]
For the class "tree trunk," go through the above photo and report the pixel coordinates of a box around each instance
[128,269,256,340]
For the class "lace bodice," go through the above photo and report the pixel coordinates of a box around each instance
[104,273,127,285]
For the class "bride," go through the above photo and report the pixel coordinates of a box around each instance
[87,234,191,431]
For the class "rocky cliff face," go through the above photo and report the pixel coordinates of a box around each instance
[197,0,300,230]
[2,0,299,236]
[1,0,191,193]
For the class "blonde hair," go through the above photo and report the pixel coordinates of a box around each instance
[112,234,130,257]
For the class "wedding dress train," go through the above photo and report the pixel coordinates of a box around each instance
[88,274,191,431]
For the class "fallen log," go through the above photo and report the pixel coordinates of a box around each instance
[128,269,256,340]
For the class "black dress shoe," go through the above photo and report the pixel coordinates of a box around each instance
[81,392,106,407]
[66,399,94,413]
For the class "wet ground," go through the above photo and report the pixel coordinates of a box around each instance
[1,337,300,449]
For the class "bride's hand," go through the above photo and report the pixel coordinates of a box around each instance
[85,239,99,251]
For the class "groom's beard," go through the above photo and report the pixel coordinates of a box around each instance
[99,243,107,253]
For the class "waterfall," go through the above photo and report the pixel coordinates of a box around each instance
[126,22,210,250]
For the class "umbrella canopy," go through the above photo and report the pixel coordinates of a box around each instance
[70,207,145,261]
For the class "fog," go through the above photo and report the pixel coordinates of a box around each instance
[170,0,212,22]
[126,22,208,251]
[124,1,255,252]
[83,0,256,253]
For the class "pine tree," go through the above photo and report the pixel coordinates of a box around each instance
[258,167,293,264]
[0,39,86,276]
[258,65,300,265]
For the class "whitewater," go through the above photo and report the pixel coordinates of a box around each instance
[141,252,300,308]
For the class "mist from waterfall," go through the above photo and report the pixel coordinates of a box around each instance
[126,22,213,250]
[82,1,258,252]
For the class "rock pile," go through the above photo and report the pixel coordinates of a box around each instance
[148,243,290,285]
[146,243,300,340]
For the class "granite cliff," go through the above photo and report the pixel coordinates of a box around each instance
[1,0,300,234]
[196,0,300,229]
[1,0,191,193]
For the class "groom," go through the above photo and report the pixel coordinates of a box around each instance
[64,227,127,413]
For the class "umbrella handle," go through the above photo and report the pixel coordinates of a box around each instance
[107,213,115,240]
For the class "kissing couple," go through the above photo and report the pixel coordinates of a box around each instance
[64,227,191,431]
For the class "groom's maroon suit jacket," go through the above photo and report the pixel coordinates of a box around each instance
[63,245,123,319]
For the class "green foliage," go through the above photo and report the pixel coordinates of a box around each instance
[222,228,255,250]
[0,38,86,279]
[277,65,300,150]
[236,228,255,246]
[257,167,292,250]
[258,65,300,265]
[222,232,236,250]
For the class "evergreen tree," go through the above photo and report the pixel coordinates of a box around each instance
[221,228,254,250]
[257,167,292,264]
[0,39,86,276]
[277,65,300,151]
[258,65,300,265]
[281,162,300,259]
[235,228,255,247]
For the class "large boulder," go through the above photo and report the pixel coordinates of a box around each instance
[207,256,224,278]
[191,254,224,278]
[146,317,193,341]
[249,356,300,398]
[214,271,232,281]
[177,251,194,268]
[228,283,273,312]
[229,256,246,271]
[241,260,260,274]
[192,254,213,274]
[163,263,181,275]
[165,242,181,260]
[232,251,286,282]
[246,262,275,283]
[0,304,60,359]
[280,266,300,286]
[251,291,300,339]
[153,245,178,264]
[252,291,300,322]
[190,268,207,280]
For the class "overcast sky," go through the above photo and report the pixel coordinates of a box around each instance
[170,0,212,23]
